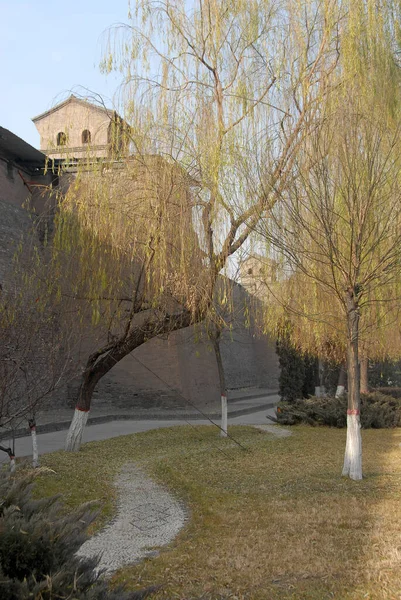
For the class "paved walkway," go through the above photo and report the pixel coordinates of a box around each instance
[10,388,279,434]
[254,424,292,438]
[0,399,279,464]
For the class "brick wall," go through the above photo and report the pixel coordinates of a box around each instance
[1,151,279,413]
[0,199,32,285]
[87,282,279,412]
[0,159,32,209]
[91,315,279,412]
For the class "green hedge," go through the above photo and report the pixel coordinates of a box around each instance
[273,392,401,428]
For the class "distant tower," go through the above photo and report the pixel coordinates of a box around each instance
[32,95,130,161]
[240,254,277,298]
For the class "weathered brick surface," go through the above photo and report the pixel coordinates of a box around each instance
[0,199,278,411]
[67,317,279,412]
[0,157,56,285]
[1,113,279,412]
[0,159,32,209]
[0,199,32,285]
[89,285,279,411]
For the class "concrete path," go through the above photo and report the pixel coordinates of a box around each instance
[253,424,292,437]
[77,464,187,574]
[8,388,279,433]
[0,402,279,464]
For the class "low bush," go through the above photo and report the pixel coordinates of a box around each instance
[372,387,401,399]
[273,392,401,428]
[0,469,156,600]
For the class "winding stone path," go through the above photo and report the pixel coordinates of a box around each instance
[77,464,187,574]
[72,409,286,574]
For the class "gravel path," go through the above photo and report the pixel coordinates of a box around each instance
[77,463,187,575]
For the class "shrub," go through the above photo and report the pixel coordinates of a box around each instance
[273,392,401,428]
[372,387,401,399]
[276,337,305,402]
[322,361,342,396]
[360,392,401,428]
[276,334,318,402]
[369,360,401,388]
[302,354,318,398]
[0,469,156,600]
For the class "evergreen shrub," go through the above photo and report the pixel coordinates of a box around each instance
[273,392,401,428]
[369,361,401,388]
[372,387,401,399]
[276,335,317,402]
[0,469,156,600]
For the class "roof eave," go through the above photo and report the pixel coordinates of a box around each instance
[32,95,114,123]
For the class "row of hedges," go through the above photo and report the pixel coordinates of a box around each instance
[273,392,401,428]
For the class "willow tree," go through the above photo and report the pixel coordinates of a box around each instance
[258,32,401,479]
[48,0,343,451]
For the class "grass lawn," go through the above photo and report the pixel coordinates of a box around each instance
[34,424,401,599]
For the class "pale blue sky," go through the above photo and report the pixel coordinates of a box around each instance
[0,0,129,148]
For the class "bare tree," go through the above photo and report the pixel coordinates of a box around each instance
[0,232,82,468]
[258,78,401,479]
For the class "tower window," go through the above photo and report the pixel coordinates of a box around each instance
[57,132,67,146]
[82,129,91,144]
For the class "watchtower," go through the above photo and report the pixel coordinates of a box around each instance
[32,95,130,161]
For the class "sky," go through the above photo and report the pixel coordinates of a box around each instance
[0,0,130,148]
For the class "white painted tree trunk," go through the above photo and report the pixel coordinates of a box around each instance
[220,395,227,437]
[65,408,89,452]
[31,426,39,468]
[342,412,362,480]
[336,365,347,398]
[335,385,345,398]
[315,358,326,397]
[9,455,16,473]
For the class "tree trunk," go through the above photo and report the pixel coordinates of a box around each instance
[65,310,194,452]
[315,358,325,397]
[65,408,89,452]
[342,291,362,480]
[65,378,96,452]
[9,455,16,473]
[335,365,347,398]
[360,356,369,394]
[212,333,227,437]
[29,419,39,468]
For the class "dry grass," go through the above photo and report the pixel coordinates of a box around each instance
[34,424,401,599]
